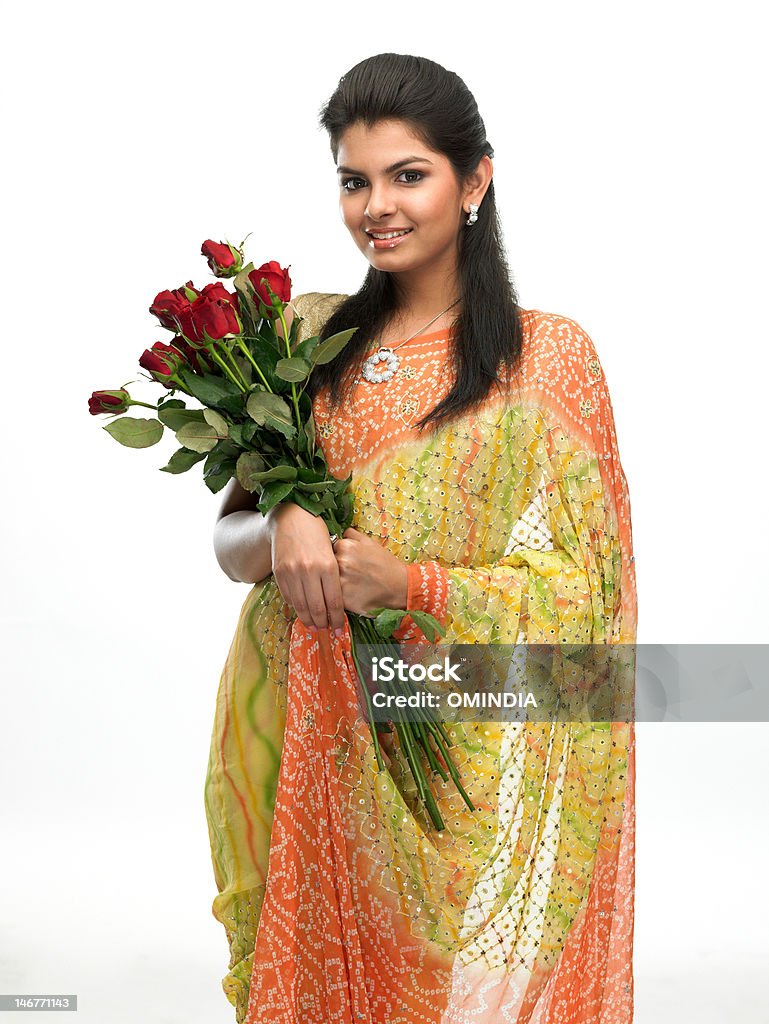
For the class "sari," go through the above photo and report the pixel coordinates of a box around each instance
[204,292,637,1023]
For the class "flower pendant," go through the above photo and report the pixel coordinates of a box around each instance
[361,347,400,383]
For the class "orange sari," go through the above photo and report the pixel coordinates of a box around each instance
[204,293,637,1023]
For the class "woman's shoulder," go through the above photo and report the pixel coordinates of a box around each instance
[515,306,606,392]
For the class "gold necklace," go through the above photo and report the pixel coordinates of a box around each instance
[360,299,460,384]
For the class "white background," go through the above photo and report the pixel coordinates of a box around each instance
[1,1,767,1021]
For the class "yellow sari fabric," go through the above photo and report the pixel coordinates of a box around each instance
[204,293,637,1023]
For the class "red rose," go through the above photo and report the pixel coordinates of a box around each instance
[176,284,241,346]
[139,341,187,387]
[201,239,244,278]
[248,261,291,315]
[88,389,130,415]
[149,281,199,331]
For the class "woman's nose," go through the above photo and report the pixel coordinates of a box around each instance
[364,188,396,221]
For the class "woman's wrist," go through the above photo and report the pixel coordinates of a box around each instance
[263,502,287,539]
[392,561,409,609]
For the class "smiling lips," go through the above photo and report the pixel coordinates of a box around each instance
[367,228,413,249]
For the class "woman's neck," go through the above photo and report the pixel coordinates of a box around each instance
[390,262,461,323]
[376,305,461,346]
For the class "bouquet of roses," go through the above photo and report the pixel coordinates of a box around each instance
[88,235,474,830]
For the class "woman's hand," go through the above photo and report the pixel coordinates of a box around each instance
[267,504,346,633]
[333,527,409,616]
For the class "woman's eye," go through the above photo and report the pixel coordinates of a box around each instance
[340,170,424,192]
[341,177,365,192]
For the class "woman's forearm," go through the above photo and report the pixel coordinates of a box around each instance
[214,510,273,584]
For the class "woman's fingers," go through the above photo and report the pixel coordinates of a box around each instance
[275,577,302,625]
[321,566,347,633]
[268,504,348,632]
[298,573,333,631]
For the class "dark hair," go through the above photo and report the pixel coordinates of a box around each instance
[306,52,524,434]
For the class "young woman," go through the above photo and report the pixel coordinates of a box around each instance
[205,53,636,1024]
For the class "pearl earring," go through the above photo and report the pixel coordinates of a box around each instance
[466,203,479,225]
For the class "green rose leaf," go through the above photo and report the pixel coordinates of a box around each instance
[275,356,311,382]
[246,390,292,425]
[371,607,446,642]
[235,451,267,491]
[202,457,237,494]
[296,477,334,493]
[215,393,248,418]
[103,416,164,449]
[311,327,358,365]
[228,423,246,447]
[201,443,238,494]
[159,447,207,474]
[263,415,297,441]
[297,389,314,419]
[338,489,354,530]
[292,490,322,516]
[176,420,221,453]
[297,467,328,482]
[157,405,206,431]
[292,335,320,362]
[247,464,298,484]
[257,480,296,514]
[241,420,259,445]
[408,609,447,641]
[370,608,405,636]
[178,370,241,405]
[305,413,316,452]
[203,408,230,435]
[246,390,296,439]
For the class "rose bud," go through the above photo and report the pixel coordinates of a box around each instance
[201,239,244,278]
[248,261,291,317]
[89,389,131,415]
[149,281,200,331]
[139,341,187,387]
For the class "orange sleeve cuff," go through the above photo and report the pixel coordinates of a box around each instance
[391,561,450,643]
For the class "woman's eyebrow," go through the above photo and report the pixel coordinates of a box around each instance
[337,156,434,176]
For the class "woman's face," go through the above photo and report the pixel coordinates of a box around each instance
[336,119,472,278]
